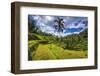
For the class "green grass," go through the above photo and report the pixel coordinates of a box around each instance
[29,43,87,60]
[28,32,47,40]
[28,40,38,47]
[28,32,88,60]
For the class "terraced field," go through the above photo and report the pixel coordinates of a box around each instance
[28,40,87,60]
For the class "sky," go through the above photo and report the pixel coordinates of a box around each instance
[28,15,88,37]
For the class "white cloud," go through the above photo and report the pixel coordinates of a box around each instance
[44,16,54,21]
[68,23,85,29]
[30,15,87,37]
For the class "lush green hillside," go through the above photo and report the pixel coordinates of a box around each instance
[28,29,88,60]
[34,44,86,60]
[28,20,88,60]
[28,40,87,60]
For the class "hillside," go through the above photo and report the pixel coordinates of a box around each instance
[28,29,88,60]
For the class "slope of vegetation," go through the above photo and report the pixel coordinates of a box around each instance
[28,19,88,60]
[31,44,87,60]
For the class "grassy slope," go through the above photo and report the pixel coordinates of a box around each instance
[28,33,87,60]
[31,43,87,60]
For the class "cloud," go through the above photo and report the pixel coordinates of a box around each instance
[29,15,88,37]
[67,18,87,28]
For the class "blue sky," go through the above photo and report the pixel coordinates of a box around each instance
[28,15,88,37]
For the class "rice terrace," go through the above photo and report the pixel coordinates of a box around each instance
[28,15,88,60]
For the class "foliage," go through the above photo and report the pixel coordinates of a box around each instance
[28,21,88,60]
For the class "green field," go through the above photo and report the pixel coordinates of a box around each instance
[32,43,87,60]
[28,38,87,60]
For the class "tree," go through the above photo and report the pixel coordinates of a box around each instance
[28,16,39,33]
[54,17,65,33]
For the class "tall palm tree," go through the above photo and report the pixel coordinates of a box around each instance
[54,17,65,33]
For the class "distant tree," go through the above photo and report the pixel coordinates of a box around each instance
[28,17,39,33]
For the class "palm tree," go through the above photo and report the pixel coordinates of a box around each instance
[54,17,65,33]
